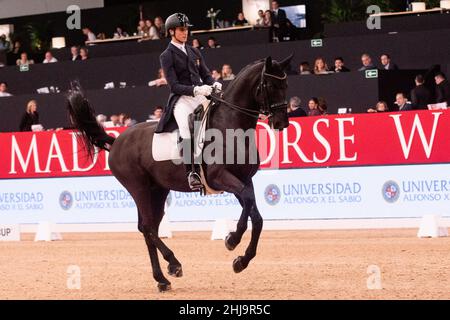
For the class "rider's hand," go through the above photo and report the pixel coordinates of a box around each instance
[194,85,213,97]
[212,82,222,92]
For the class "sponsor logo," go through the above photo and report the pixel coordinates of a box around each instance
[382,181,400,203]
[264,184,281,206]
[59,191,73,210]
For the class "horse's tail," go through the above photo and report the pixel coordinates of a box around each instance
[66,81,116,157]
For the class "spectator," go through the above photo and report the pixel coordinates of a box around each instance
[137,20,148,36]
[234,13,248,26]
[96,114,108,126]
[192,38,204,50]
[43,51,58,63]
[148,68,167,87]
[380,54,398,70]
[119,113,136,127]
[287,96,307,118]
[367,101,389,113]
[79,47,89,60]
[271,0,288,41]
[435,72,450,105]
[114,26,129,38]
[211,69,222,82]
[70,46,81,61]
[222,64,236,81]
[149,106,164,121]
[331,57,350,73]
[255,10,265,26]
[0,81,12,97]
[16,52,34,66]
[410,74,431,110]
[318,97,328,114]
[82,27,97,44]
[19,100,40,132]
[299,61,311,75]
[313,57,329,75]
[396,92,412,111]
[0,34,10,52]
[154,17,166,39]
[207,37,221,49]
[307,97,323,116]
[358,53,376,71]
[109,114,120,127]
[263,10,273,27]
[96,32,106,40]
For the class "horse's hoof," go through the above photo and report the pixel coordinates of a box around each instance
[157,282,172,292]
[168,264,183,278]
[225,233,236,251]
[232,256,246,273]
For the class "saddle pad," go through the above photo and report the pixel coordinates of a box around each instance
[152,131,182,162]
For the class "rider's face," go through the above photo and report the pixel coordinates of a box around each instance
[173,27,189,44]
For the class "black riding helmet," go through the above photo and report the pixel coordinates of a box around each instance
[165,13,193,33]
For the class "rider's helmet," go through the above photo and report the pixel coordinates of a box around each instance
[165,13,193,34]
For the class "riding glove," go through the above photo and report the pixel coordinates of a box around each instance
[193,85,213,97]
[212,82,222,92]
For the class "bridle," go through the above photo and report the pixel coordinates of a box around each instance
[210,64,288,120]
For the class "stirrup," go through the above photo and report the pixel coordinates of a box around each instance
[188,171,203,191]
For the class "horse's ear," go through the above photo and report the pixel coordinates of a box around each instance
[279,53,294,71]
[265,56,272,71]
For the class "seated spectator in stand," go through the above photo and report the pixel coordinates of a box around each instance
[137,20,149,36]
[263,10,273,27]
[19,100,40,132]
[255,10,265,26]
[43,51,58,63]
[313,57,329,75]
[109,114,120,127]
[79,47,89,60]
[96,114,108,127]
[211,69,222,82]
[207,37,221,49]
[307,97,323,116]
[318,97,328,114]
[82,27,97,44]
[435,72,450,106]
[396,92,412,111]
[331,57,350,73]
[410,74,431,110]
[139,20,159,41]
[148,68,167,87]
[233,12,248,26]
[222,64,236,81]
[192,38,204,50]
[149,106,163,121]
[70,46,81,61]
[119,113,136,127]
[154,17,166,39]
[358,53,376,71]
[299,61,311,75]
[0,81,12,97]
[16,52,34,66]
[380,54,398,70]
[0,34,10,52]
[287,97,307,118]
[114,26,129,38]
[367,101,389,113]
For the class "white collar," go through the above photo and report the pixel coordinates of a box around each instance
[171,40,186,52]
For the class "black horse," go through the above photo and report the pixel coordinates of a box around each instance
[67,55,292,292]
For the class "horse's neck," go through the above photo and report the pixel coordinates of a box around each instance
[210,64,262,131]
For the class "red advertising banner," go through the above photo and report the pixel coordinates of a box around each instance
[0,110,449,179]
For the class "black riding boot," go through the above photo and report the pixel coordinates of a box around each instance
[180,138,203,191]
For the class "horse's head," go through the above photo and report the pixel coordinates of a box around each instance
[256,55,293,130]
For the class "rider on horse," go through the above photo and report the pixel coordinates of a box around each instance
[155,12,222,191]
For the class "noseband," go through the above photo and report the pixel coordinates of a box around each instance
[210,65,288,120]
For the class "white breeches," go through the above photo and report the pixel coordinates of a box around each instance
[173,95,207,139]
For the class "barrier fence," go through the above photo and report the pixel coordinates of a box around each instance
[1,110,449,224]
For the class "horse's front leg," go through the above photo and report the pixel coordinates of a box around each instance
[224,196,248,251]
[231,181,263,273]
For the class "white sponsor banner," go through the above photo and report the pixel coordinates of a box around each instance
[1,164,450,224]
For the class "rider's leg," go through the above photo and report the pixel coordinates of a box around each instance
[173,96,203,190]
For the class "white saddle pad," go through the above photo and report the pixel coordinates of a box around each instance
[152,123,207,162]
